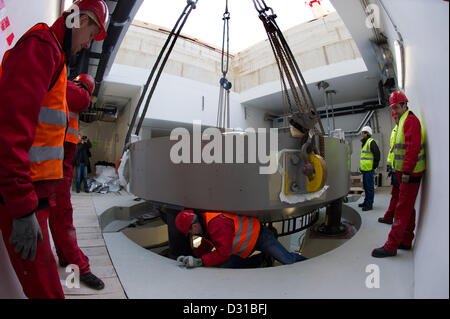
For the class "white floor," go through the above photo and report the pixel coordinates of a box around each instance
[96,187,414,299]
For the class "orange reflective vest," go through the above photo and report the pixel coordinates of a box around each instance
[204,212,261,259]
[0,23,68,182]
[66,111,80,144]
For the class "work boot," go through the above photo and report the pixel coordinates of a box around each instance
[362,206,373,211]
[398,244,412,250]
[371,247,396,258]
[358,203,365,207]
[378,217,393,225]
[80,272,105,290]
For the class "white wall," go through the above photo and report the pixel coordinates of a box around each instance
[0,0,60,60]
[107,64,270,132]
[379,0,449,298]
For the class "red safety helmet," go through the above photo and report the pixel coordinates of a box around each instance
[389,90,408,107]
[69,0,109,41]
[73,74,95,96]
[175,210,196,236]
[308,0,321,7]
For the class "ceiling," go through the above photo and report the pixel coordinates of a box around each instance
[97,81,141,111]
[243,71,380,115]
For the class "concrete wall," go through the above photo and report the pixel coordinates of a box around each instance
[234,12,361,92]
[115,21,231,90]
[118,12,361,95]
[377,0,449,298]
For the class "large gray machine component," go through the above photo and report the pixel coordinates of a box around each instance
[129,129,350,222]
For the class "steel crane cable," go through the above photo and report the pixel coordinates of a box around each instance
[221,0,230,78]
[261,8,312,125]
[252,0,324,135]
[217,0,232,129]
[268,24,308,116]
[267,30,294,115]
[123,0,199,152]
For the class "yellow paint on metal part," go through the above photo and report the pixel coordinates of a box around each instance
[284,152,295,195]
[306,153,327,193]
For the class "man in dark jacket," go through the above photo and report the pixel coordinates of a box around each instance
[359,126,380,211]
[74,136,92,193]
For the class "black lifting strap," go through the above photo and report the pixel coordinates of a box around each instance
[123,0,199,152]
[252,0,325,136]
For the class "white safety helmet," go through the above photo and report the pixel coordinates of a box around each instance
[362,126,373,136]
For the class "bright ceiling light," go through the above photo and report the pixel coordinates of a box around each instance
[394,39,405,89]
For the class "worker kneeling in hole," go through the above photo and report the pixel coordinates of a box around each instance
[175,210,307,268]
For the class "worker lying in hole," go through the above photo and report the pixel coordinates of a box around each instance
[175,210,307,268]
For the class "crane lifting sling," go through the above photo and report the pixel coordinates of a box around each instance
[123,0,199,153]
[252,0,325,137]
[253,0,327,189]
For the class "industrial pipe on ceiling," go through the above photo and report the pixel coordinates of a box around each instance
[92,0,142,99]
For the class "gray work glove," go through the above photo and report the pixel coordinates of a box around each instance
[9,212,43,261]
[401,173,410,184]
[177,255,187,263]
[183,256,203,269]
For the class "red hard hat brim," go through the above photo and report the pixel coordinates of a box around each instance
[94,27,107,41]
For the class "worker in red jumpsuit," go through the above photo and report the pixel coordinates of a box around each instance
[48,75,104,290]
[0,0,108,298]
[175,210,307,268]
[372,91,426,257]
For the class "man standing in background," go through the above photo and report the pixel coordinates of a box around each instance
[359,126,380,211]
